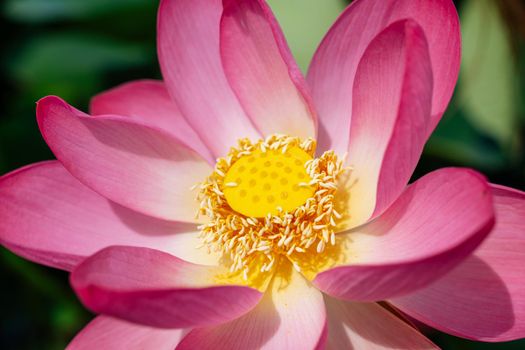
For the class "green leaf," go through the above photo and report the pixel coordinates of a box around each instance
[266,0,347,73]
[425,105,506,172]
[459,0,520,149]
[8,33,152,101]
[3,0,152,22]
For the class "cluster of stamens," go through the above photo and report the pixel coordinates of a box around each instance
[196,134,348,279]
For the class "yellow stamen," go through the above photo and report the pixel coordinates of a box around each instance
[196,134,349,279]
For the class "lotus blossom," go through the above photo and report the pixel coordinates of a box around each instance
[1,0,524,348]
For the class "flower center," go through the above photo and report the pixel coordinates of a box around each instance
[196,135,348,279]
[223,146,315,217]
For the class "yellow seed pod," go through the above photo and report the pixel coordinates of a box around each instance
[223,147,315,217]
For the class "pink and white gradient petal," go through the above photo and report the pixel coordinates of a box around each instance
[0,161,218,271]
[220,0,316,140]
[325,298,438,349]
[66,316,186,350]
[391,185,525,342]
[70,246,262,329]
[90,79,212,163]
[37,96,211,222]
[342,19,433,228]
[177,265,327,350]
[314,168,494,301]
[158,0,260,158]
[308,0,460,154]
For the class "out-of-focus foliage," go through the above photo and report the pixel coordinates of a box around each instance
[267,0,345,72]
[421,1,525,191]
[460,0,519,151]
[10,33,151,101]
[4,0,150,22]
[0,0,524,349]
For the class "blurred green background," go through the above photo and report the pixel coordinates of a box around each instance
[0,0,524,349]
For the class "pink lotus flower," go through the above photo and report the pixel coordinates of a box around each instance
[1,0,524,348]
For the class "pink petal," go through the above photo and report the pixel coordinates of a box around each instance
[342,19,433,228]
[308,0,460,153]
[66,316,185,349]
[90,79,212,163]
[0,161,218,271]
[325,298,438,349]
[70,246,262,328]
[314,168,494,301]
[220,0,316,140]
[158,0,260,157]
[391,185,525,342]
[37,96,212,222]
[177,264,326,349]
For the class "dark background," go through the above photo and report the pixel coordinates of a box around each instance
[0,0,524,349]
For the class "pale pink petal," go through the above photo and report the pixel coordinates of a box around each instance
[177,263,326,349]
[314,168,494,301]
[391,185,525,342]
[66,316,185,349]
[70,246,262,329]
[308,0,460,154]
[37,96,212,222]
[325,298,438,349]
[220,0,316,139]
[158,0,260,157]
[0,161,218,271]
[90,79,212,163]
[340,19,433,228]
